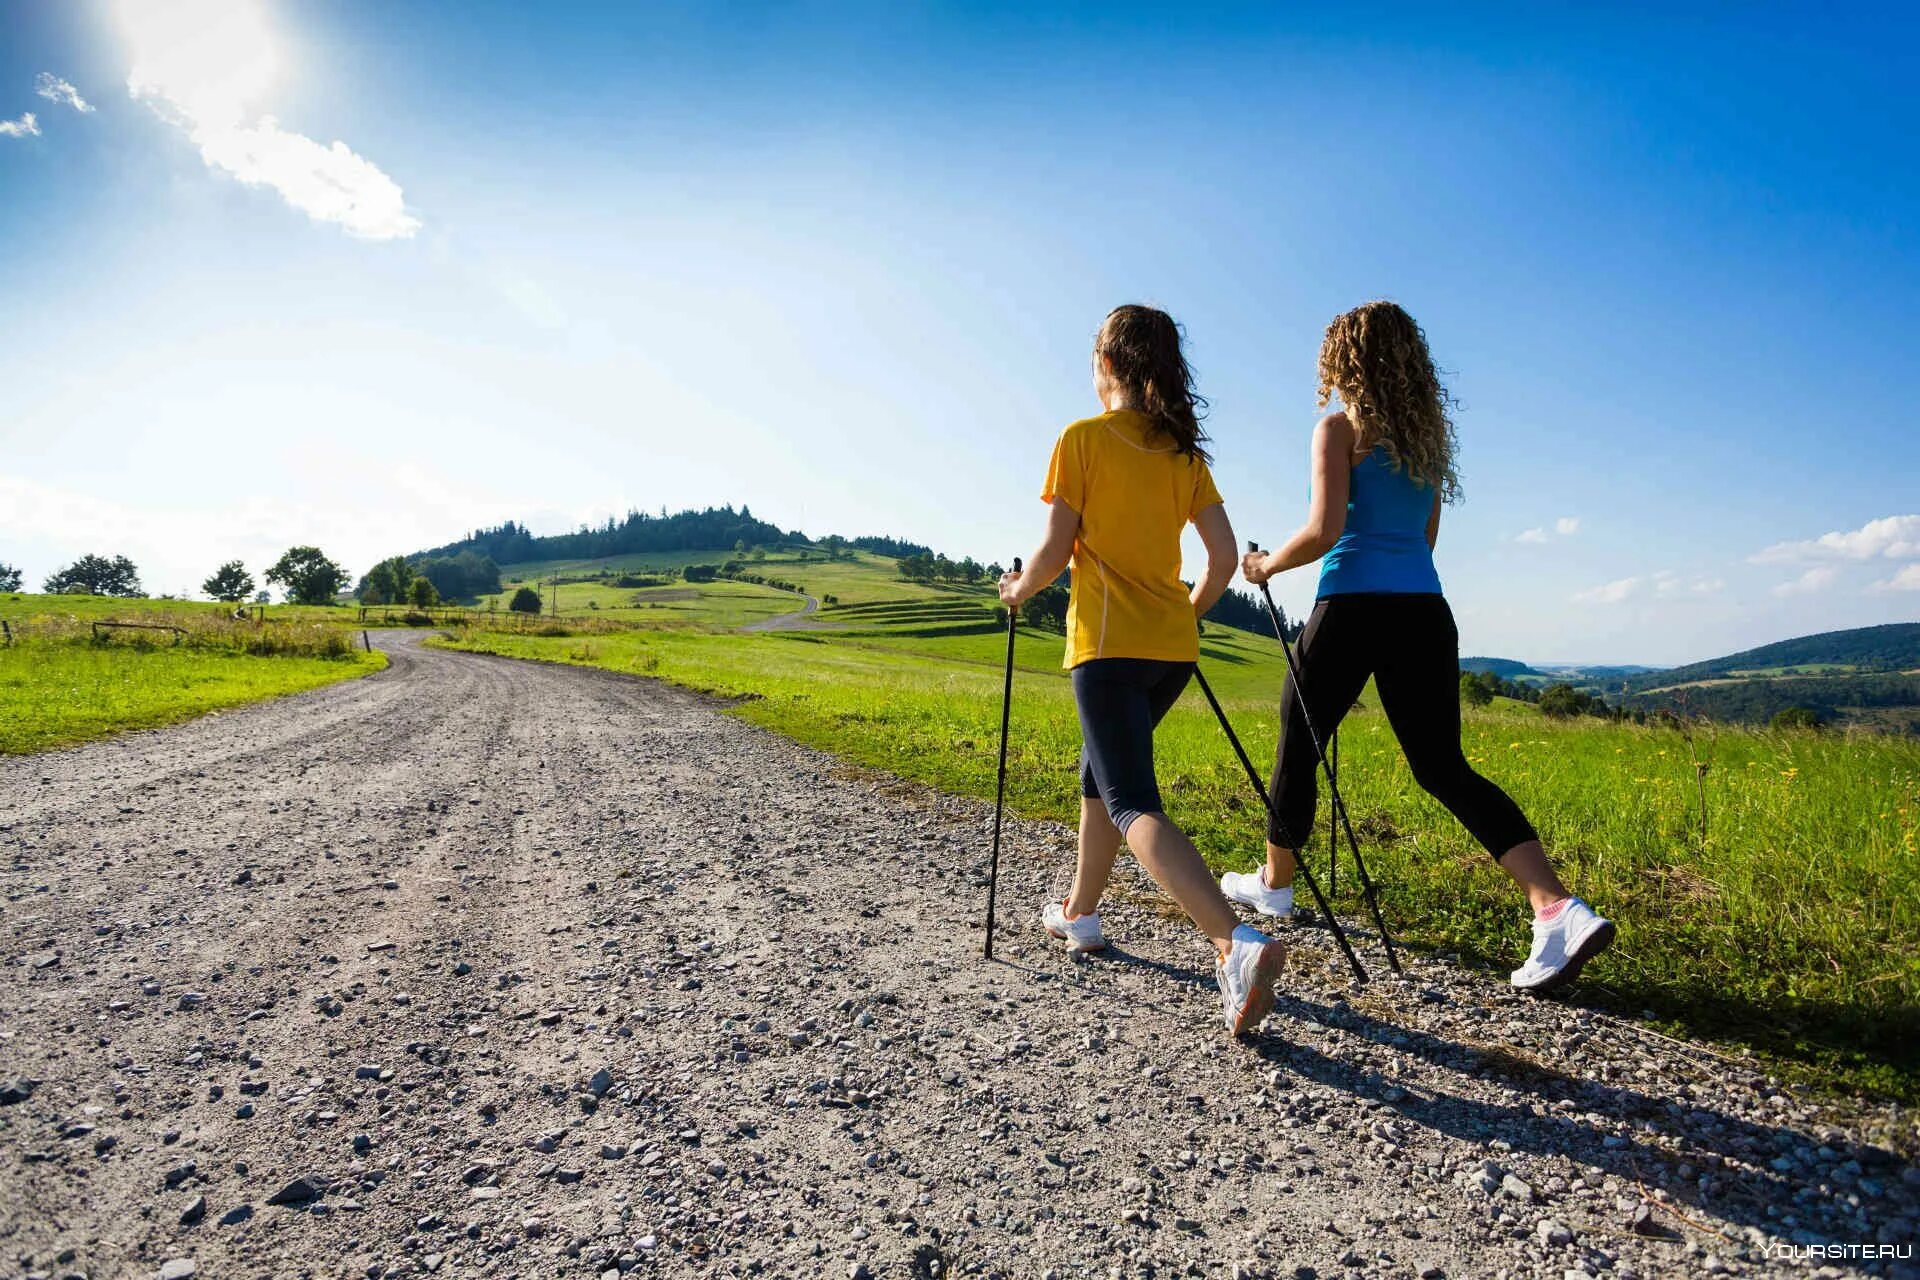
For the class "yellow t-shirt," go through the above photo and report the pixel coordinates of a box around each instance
[1041,408,1224,668]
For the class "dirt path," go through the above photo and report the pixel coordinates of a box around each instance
[740,593,819,632]
[2,634,1914,1280]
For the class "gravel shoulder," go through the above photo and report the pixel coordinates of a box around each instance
[3,632,1916,1280]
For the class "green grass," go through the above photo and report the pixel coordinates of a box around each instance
[468,578,802,627]
[431,561,1920,1100]
[1,632,385,754]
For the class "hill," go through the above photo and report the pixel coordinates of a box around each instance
[1460,656,1538,677]
[1622,622,1920,692]
[1614,623,1920,731]
[422,506,803,565]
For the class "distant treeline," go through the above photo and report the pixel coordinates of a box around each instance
[850,535,932,559]
[1623,674,1920,727]
[1203,587,1304,641]
[423,506,802,565]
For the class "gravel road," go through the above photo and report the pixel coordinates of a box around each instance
[3,632,1915,1280]
[739,595,821,633]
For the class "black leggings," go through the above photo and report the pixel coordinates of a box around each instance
[1073,658,1195,836]
[1268,593,1537,859]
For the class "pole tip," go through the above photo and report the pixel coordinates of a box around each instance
[1246,540,1259,553]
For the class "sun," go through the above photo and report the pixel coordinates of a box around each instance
[117,0,281,129]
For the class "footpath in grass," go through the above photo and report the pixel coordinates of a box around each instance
[434,622,1920,1101]
[0,595,387,754]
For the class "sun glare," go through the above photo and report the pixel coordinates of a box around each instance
[118,0,280,128]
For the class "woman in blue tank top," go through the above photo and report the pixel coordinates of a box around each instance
[1228,301,1615,995]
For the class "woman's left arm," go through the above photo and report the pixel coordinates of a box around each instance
[999,497,1079,607]
[1426,492,1442,551]
[1189,502,1238,615]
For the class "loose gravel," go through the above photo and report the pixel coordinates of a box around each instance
[2,632,1915,1280]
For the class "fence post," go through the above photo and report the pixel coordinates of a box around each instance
[363,630,371,653]
[1,619,9,646]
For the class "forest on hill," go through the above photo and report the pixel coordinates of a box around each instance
[1617,621,1920,693]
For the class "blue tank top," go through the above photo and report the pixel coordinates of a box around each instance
[1317,447,1444,597]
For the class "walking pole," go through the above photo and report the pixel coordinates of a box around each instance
[1191,667,1369,985]
[983,557,1021,960]
[1328,730,1338,897]
[1249,542,1403,974]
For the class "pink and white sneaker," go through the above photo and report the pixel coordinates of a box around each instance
[1510,898,1615,993]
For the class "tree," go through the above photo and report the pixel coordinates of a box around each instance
[1021,583,1071,633]
[0,562,21,592]
[509,586,543,614]
[358,556,414,605]
[409,577,440,608]
[203,560,255,602]
[1538,683,1588,718]
[45,554,142,597]
[265,546,349,605]
[1769,706,1823,731]
[410,551,500,601]
[1460,671,1493,707]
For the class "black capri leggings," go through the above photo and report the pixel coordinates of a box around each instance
[1073,658,1195,836]
[1268,593,1537,859]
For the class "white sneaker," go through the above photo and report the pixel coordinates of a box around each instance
[1221,867,1295,920]
[1510,898,1615,994]
[1214,925,1287,1036]
[1040,899,1107,953]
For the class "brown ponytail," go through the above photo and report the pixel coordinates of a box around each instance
[1095,304,1211,463]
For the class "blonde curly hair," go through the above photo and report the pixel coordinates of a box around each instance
[1317,300,1460,503]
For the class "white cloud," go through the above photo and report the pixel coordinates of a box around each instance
[1771,567,1837,597]
[1691,577,1726,595]
[1573,575,1642,605]
[35,73,94,113]
[1751,514,1920,564]
[1868,564,1920,594]
[0,111,39,138]
[1515,516,1580,545]
[117,0,420,241]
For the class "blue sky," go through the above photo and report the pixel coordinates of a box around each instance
[1,0,1914,664]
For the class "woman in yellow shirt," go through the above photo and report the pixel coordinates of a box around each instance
[998,305,1286,1036]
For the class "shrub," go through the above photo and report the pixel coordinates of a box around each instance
[1770,706,1823,731]
[509,586,543,614]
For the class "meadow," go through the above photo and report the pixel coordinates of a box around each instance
[0,595,387,754]
[431,549,1920,1100]
[8,555,1914,1098]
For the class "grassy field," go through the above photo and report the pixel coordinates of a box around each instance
[434,551,1920,1100]
[0,595,387,754]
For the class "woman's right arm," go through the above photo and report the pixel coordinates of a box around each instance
[1244,412,1354,582]
[999,497,1079,607]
